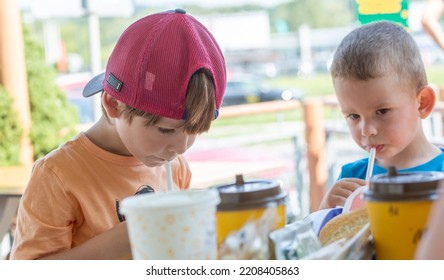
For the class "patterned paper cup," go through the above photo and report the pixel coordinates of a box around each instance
[121,189,220,260]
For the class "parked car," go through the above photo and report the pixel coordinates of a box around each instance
[222,73,303,106]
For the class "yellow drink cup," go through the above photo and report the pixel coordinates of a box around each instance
[216,204,287,245]
[364,167,444,260]
[213,175,287,246]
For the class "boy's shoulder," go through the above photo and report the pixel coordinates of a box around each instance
[339,158,369,180]
[418,147,444,171]
[341,158,368,169]
[34,133,84,168]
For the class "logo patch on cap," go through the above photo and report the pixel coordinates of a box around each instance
[144,72,156,90]
[106,73,123,92]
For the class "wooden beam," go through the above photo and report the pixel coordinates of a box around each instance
[303,99,327,212]
[0,0,33,165]
[218,100,302,119]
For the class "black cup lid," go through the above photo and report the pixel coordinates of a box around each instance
[365,167,444,200]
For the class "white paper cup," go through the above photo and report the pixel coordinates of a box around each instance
[120,189,220,260]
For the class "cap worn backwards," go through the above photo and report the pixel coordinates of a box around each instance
[82,9,226,120]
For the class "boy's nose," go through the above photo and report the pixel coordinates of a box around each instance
[360,121,378,137]
[168,134,193,155]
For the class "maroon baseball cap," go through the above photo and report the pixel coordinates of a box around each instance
[83,9,226,120]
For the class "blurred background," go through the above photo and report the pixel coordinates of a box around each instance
[2,0,444,220]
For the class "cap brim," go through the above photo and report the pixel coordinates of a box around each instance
[82,72,105,97]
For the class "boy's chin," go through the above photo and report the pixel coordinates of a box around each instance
[141,160,166,168]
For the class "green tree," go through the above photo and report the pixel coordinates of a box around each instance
[269,0,355,32]
[52,1,357,69]
[0,86,22,165]
[23,25,79,160]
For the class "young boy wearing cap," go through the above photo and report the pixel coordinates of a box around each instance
[10,9,226,260]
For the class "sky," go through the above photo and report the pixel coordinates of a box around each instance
[20,0,290,9]
[135,0,290,8]
[19,0,290,19]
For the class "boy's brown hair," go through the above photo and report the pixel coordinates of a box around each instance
[116,69,216,134]
[330,21,428,91]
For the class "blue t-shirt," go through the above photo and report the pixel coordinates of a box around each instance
[310,147,444,236]
[338,148,444,180]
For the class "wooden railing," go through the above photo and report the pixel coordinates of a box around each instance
[219,99,327,212]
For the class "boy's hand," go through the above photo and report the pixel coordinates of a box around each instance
[318,178,366,210]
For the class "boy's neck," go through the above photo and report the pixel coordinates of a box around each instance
[377,138,441,169]
[85,117,131,156]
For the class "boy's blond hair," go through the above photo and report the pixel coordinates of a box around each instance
[330,21,427,91]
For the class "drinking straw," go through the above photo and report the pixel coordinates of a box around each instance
[165,161,174,192]
[365,147,376,184]
[342,148,376,212]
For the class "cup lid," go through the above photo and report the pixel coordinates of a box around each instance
[120,188,220,212]
[213,174,287,211]
[365,166,444,200]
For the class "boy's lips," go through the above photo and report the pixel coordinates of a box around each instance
[368,145,383,153]
[160,156,176,162]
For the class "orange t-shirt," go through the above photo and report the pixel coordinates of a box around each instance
[10,132,191,259]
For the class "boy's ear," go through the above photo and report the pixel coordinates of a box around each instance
[417,86,436,119]
[102,92,120,118]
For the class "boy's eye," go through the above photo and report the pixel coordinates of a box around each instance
[376,108,389,115]
[346,114,360,120]
[158,128,175,134]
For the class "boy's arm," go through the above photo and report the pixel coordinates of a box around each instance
[11,159,132,260]
[11,161,78,260]
[421,0,444,50]
[37,222,132,260]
